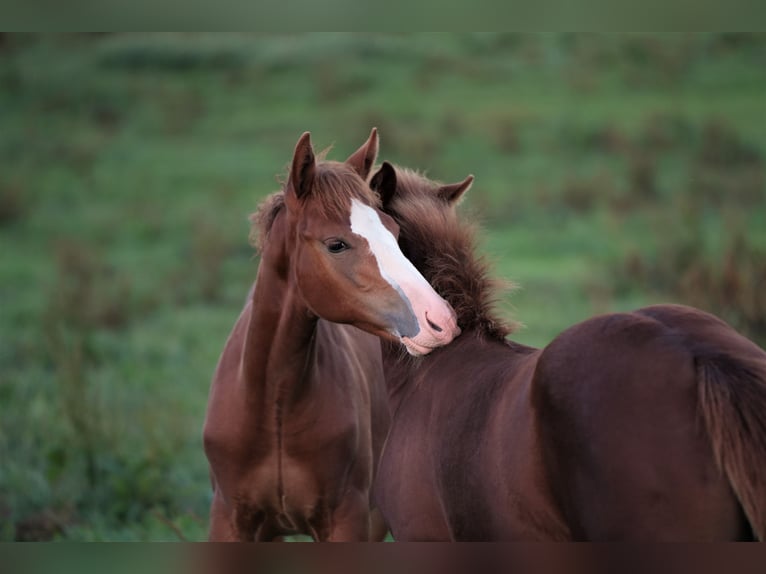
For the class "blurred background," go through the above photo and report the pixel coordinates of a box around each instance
[1,33,765,541]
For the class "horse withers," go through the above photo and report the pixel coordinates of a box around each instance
[202,133,459,541]
[370,161,766,541]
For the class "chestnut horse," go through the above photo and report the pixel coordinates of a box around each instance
[370,161,766,541]
[202,133,460,541]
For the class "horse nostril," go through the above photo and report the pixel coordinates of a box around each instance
[426,316,443,333]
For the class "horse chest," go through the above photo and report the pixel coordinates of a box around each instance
[244,454,318,509]
[239,405,360,509]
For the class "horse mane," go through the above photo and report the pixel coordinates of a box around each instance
[387,167,517,341]
[250,158,380,253]
[250,191,285,253]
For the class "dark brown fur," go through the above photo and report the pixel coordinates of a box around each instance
[382,168,515,341]
[372,164,766,541]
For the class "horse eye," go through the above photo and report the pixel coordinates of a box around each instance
[326,239,349,254]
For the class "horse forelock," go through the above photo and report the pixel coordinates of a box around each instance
[310,161,380,219]
[250,160,380,253]
[389,170,517,341]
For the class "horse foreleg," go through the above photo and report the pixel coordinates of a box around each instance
[208,492,241,542]
[320,491,373,542]
[369,508,390,541]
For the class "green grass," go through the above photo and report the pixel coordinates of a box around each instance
[1,33,765,540]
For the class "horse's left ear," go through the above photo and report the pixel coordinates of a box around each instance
[346,127,379,180]
[438,174,474,205]
[370,161,398,208]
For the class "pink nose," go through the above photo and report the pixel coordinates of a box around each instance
[423,307,461,343]
[400,301,460,356]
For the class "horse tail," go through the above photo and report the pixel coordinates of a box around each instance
[697,340,766,540]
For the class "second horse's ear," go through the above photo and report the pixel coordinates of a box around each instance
[346,127,379,180]
[437,174,474,205]
[370,161,398,208]
[288,131,316,203]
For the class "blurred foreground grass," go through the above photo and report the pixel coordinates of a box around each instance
[1,33,765,540]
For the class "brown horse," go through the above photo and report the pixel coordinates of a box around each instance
[370,161,766,541]
[202,133,460,541]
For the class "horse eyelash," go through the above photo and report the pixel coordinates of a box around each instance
[325,239,350,253]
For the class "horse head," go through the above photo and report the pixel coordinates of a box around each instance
[276,130,461,356]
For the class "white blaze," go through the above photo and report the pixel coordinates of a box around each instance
[349,199,435,317]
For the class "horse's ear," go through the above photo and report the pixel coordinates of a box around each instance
[346,127,378,180]
[370,161,398,208]
[437,174,474,205]
[288,131,316,202]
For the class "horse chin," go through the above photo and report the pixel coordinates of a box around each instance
[400,337,435,357]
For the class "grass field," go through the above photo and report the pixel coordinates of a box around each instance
[1,33,765,541]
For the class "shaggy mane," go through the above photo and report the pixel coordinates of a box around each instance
[250,191,284,253]
[387,167,517,341]
[250,159,380,253]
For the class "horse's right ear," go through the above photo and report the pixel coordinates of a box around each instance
[346,127,378,180]
[287,132,316,203]
[370,161,398,208]
[437,174,474,205]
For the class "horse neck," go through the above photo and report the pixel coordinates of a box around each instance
[380,330,537,413]
[240,229,318,408]
[379,340,413,412]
